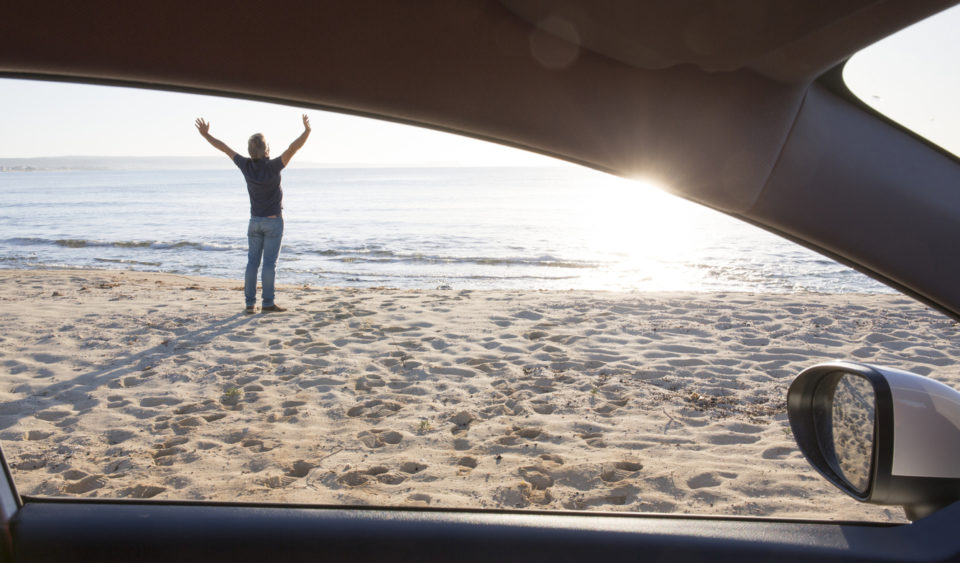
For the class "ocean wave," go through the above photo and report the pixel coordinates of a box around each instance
[301,268,580,282]
[301,247,598,269]
[8,237,241,252]
[94,258,163,267]
[696,262,890,293]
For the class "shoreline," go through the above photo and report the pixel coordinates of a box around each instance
[2,268,957,522]
[0,264,899,297]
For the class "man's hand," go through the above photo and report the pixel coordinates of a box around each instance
[195,118,237,159]
[195,118,211,137]
[282,114,312,166]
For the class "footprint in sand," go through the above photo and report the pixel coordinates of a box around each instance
[355,375,386,391]
[516,427,543,440]
[297,376,346,389]
[173,402,213,415]
[107,396,130,408]
[13,454,46,471]
[600,461,644,483]
[407,493,432,505]
[338,471,369,486]
[515,311,543,321]
[430,366,478,378]
[153,447,185,465]
[564,485,640,510]
[171,416,203,434]
[450,410,474,433]
[538,453,564,465]
[646,475,685,498]
[222,431,245,444]
[481,399,525,418]
[242,438,277,452]
[140,396,181,408]
[457,457,478,469]
[161,436,189,448]
[706,433,762,445]
[286,460,316,478]
[120,376,147,388]
[519,481,553,506]
[687,472,723,489]
[519,465,554,490]
[579,432,607,448]
[761,446,795,460]
[120,484,167,498]
[261,476,297,489]
[151,436,189,465]
[302,341,336,355]
[35,409,71,422]
[103,457,131,474]
[530,401,556,414]
[493,484,532,509]
[105,429,134,444]
[63,474,107,494]
[338,465,408,487]
[523,330,550,341]
[358,429,404,449]
[236,375,258,386]
[497,426,546,446]
[594,401,626,417]
[400,461,427,474]
[347,399,403,420]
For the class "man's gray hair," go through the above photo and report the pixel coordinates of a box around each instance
[248,133,267,160]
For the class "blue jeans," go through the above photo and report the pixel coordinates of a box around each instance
[245,217,284,307]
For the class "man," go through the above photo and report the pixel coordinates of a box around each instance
[195,114,311,313]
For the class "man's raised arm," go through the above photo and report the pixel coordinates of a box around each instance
[195,118,238,159]
[280,114,312,166]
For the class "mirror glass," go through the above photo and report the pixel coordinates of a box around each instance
[831,374,876,493]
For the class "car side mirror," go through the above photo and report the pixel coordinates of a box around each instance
[787,361,960,521]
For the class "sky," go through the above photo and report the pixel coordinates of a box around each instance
[0,81,558,167]
[843,4,960,157]
[0,5,957,165]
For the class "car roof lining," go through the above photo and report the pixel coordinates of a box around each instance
[499,0,940,79]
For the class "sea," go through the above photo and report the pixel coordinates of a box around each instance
[0,166,890,294]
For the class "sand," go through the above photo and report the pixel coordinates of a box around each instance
[2,268,958,522]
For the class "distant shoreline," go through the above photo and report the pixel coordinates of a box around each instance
[0,156,563,172]
[0,156,226,172]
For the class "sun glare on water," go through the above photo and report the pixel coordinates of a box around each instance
[573,175,721,291]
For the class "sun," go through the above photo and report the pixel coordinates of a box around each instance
[572,175,715,290]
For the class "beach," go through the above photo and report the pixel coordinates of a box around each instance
[2,269,958,522]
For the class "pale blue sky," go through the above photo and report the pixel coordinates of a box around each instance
[1,5,957,164]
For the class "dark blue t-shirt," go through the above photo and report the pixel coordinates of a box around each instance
[233,154,286,217]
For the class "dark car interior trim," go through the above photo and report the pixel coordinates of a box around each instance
[2,1,960,561]
[9,498,960,563]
